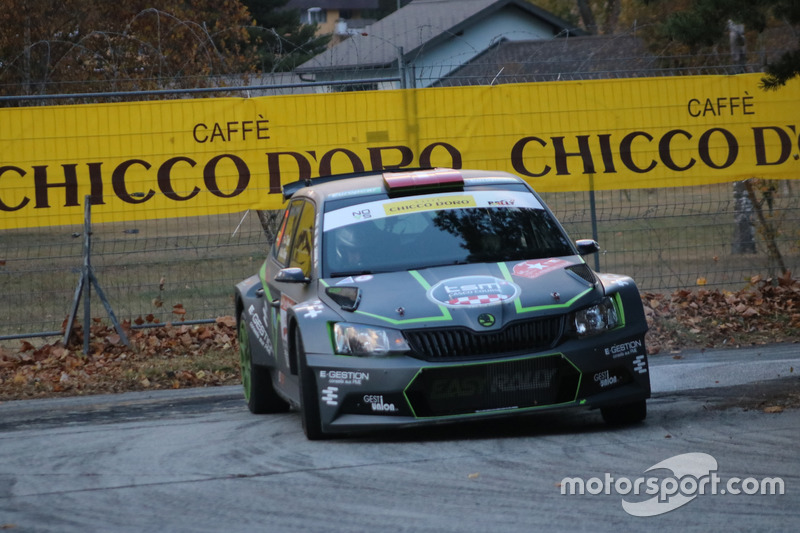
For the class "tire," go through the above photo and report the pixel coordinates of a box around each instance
[295,327,326,440]
[238,311,289,414]
[601,399,647,426]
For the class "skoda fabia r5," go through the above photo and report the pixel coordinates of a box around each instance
[235,168,650,439]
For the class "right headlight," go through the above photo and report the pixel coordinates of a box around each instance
[571,297,619,338]
[333,322,410,357]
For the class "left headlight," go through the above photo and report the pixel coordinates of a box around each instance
[572,297,619,337]
[333,323,410,357]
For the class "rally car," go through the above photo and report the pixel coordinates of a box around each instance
[234,168,650,439]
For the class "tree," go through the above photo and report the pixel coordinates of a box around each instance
[643,0,800,89]
[239,0,330,72]
[0,0,256,97]
[531,0,625,35]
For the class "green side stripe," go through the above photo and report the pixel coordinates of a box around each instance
[613,292,626,326]
[258,263,272,300]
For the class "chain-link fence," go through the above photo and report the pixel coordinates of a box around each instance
[1,52,798,343]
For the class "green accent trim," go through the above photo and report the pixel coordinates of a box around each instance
[402,352,584,419]
[516,288,592,314]
[497,263,592,314]
[353,270,453,325]
[258,262,272,300]
[238,318,252,402]
[409,269,432,289]
[613,292,626,327]
[320,279,330,288]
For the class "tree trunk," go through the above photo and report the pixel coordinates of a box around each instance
[576,0,597,34]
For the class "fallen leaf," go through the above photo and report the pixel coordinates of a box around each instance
[763,406,784,414]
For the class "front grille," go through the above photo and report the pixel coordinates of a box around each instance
[405,354,580,417]
[404,316,563,361]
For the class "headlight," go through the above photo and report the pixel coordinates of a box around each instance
[572,297,619,337]
[333,323,410,357]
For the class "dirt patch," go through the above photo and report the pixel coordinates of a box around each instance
[697,376,800,413]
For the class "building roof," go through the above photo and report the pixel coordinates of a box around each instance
[285,1,381,10]
[296,0,585,72]
[433,35,659,86]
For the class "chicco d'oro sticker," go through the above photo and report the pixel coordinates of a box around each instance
[428,276,520,308]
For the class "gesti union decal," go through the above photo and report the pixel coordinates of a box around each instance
[1,73,799,230]
[428,275,520,308]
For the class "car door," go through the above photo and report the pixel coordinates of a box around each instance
[266,197,317,377]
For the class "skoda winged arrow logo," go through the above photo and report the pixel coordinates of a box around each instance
[478,313,495,327]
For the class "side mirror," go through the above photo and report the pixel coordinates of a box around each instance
[275,267,311,284]
[575,239,600,256]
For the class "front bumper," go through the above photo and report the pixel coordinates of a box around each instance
[308,332,651,434]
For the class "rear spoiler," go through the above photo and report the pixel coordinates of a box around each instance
[282,167,436,201]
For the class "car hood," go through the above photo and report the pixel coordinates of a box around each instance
[321,257,601,330]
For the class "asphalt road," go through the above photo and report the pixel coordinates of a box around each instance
[1,344,798,532]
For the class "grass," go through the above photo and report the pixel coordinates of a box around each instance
[1,180,798,341]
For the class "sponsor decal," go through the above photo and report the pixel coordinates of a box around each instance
[605,339,644,358]
[429,370,554,399]
[295,299,324,319]
[492,369,556,393]
[383,194,477,216]
[487,199,516,206]
[430,377,485,400]
[327,187,383,199]
[597,273,632,287]
[319,370,370,385]
[336,274,373,285]
[321,386,339,406]
[428,275,520,308]
[247,304,273,357]
[363,394,398,413]
[633,355,648,374]
[352,208,372,220]
[280,294,296,368]
[512,258,571,280]
[593,370,619,388]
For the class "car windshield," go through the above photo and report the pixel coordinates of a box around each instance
[322,190,574,277]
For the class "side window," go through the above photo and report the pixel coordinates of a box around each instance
[275,201,303,266]
[289,200,315,277]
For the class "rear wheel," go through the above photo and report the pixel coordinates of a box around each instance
[601,399,647,426]
[238,311,289,414]
[296,327,326,440]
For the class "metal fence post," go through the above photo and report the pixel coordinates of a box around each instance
[63,196,130,354]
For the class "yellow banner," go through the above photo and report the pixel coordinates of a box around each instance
[1,73,798,229]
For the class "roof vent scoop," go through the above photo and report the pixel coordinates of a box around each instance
[383,168,464,197]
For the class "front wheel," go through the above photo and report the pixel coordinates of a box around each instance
[601,399,647,426]
[238,312,289,414]
[296,327,326,440]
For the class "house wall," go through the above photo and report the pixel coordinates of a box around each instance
[409,8,557,88]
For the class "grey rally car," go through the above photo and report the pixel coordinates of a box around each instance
[235,168,650,439]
